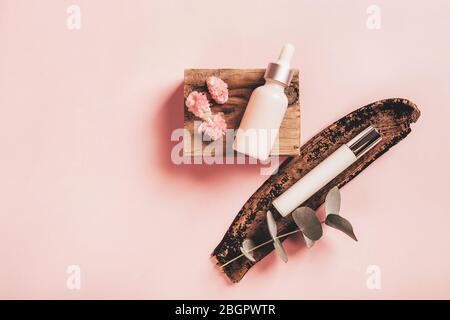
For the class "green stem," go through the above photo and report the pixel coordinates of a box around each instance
[219,229,300,269]
[219,220,329,268]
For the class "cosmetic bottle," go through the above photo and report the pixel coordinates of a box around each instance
[233,44,295,161]
[272,126,382,217]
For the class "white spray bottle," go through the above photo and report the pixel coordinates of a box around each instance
[233,44,295,161]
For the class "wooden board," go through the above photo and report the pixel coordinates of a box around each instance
[211,98,421,283]
[183,69,300,156]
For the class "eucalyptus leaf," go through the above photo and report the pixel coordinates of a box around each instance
[292,207,323,240]
[302,233,315,248]
[266,211,278,239]
[325,186,341,216]
[273,238,288,263]
[325,214,358,241]
[240,239,256,262]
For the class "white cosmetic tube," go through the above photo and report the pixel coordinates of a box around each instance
[272,126,382,217]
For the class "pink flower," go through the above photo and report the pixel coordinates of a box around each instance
[185,91,211,120]
[198,113,227,141]
[206,76,229,104]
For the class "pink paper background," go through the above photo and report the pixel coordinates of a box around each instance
[1,0,449,299]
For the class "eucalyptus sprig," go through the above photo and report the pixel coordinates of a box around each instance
[220,186,358,268]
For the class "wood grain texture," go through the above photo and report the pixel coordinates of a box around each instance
[183,69,300,156]
[211,98,421,283]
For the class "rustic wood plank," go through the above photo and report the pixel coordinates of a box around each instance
[183,69,300,156]
[211,98,421,283]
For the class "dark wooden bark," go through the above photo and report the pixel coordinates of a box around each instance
[212,98,421,283]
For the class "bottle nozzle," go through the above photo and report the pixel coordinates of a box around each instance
[346,126,382,158]
[264,43,295,86]
[277,43,295,67]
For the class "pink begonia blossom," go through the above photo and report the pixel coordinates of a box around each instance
[185,91,211,120]
[198,113,227,141]
[206,76,229,104]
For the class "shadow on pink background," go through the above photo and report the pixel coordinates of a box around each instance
[153,82,267,180]
[0,0,449,299]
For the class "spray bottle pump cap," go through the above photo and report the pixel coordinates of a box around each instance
[277,43,295,67]
[264,43,295,86]
[346,126,382,158]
